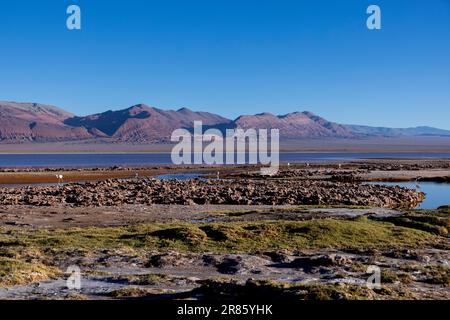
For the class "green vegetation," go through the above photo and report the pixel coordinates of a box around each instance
[381,269,414,284]
[196,279,416,300]
[106,287,158,298]
[64,293,90,300]
[437,205,450,213]
[399,264,449,287]
[0,256,59,286]
[206,205,372,217]
[2,217,439,256]
[422,265,450,286]
[377,210,449,236]
[0,211,447,289]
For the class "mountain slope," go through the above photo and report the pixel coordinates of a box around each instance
[233,111,354,138]
[0,101,93,142]
[1,101,450,143]
[64,104,232,142]
[346,124,450,137]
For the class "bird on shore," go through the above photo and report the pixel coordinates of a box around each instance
[55,174,64,184]
[415,176,423,189]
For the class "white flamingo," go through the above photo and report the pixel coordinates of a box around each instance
[416,176,422,189]
[56,174,64,184]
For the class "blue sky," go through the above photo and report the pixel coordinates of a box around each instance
[0,0,449,128]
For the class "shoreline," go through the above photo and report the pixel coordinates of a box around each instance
[1,136,450,154]
[1,159,449,184]
[0,151,450,155]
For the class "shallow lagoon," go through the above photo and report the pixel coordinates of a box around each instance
[368,181,450,209]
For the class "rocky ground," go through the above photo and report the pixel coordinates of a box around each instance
[1,248,448,300]
[0,206,448,300]
[0,159,449,300]
[0,178,425,208]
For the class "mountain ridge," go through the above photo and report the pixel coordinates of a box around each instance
[1,101,449,143]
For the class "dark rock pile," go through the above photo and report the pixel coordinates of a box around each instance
[0,178,424,208]
[358,161,450,171]
[223,169,368,181]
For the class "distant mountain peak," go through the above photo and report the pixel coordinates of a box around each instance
[63,103,231,141]
[177,107,193,113]
[233,110,353,139]
[0,101,74,119]
[256,112,276,117]
[1,101,449,143]
[302,111,316,116]
[0,101,88,142]
[126,103,152,111]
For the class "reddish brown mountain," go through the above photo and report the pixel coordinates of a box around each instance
[64,104,232,142]
[1,101,449,143]
[233,111,353,138]
[0,102,92,142]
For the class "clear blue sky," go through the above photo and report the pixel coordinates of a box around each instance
[0,0,449,128]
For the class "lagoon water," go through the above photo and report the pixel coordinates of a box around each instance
[0,153,449,209]
[154,173,206,180]
[368,181,450,209]
[0,152,450,168]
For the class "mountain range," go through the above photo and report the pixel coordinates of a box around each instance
[1,101,449,143]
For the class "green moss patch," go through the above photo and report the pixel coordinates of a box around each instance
[0,256,59,286]
[195,279,416,301]
[378,211,449,236]
[0,215,444,288]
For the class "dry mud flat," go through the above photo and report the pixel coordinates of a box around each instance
[0,165,236,185]
[0,205,402,229]
[0,158,449,185]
